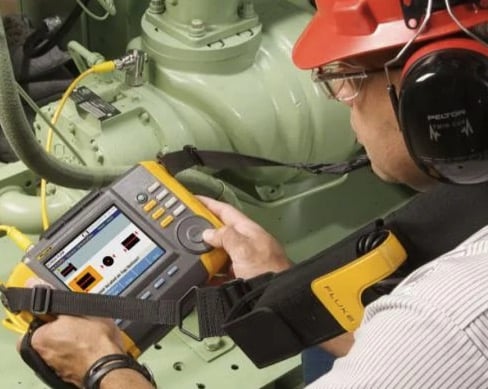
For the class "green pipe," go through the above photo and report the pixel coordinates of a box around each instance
[0,170,237,234]
[176,169,241,209]
[0,14,126,189]
[0,187,85,234]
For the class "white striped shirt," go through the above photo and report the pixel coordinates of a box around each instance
[309,225,488,388]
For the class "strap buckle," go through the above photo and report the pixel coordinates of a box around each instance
[30,286,52,315]
[176,278,254,341]
[176,286,201,341]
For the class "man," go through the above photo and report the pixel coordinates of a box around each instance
[23,0,488,387]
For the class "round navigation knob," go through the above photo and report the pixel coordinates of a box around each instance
[187,225,204,244]
[176,215,213,254]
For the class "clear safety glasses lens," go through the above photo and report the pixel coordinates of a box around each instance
[312,62,368,102]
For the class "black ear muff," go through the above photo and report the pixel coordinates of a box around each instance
[398,38,488,184]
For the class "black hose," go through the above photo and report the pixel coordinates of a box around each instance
[0,14,126,189]
[23,0,92,59]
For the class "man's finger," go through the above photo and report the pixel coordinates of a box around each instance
[197,196,250,225]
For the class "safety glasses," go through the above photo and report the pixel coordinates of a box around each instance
[311,62,368,102]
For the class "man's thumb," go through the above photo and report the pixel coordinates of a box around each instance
[202,228,220,247]
[202,226,243,250]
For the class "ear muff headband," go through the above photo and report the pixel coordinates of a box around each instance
[402,38,488,78]
[398,38,488,184]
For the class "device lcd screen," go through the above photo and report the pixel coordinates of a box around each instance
[44,205,166,296]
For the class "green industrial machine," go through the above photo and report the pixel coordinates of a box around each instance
[0,0,413,387]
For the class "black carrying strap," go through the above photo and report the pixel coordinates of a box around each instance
[5,148,488,369]
[158,145,370,176]
[221,180,488,366]
[2,286,178,325]
[3,181,488,368]
[1,147,369,329]
[0,273,273,340]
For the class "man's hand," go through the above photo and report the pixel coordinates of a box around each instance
[19,315,124,387]
[16,279,131,387]
[198,196,292,279]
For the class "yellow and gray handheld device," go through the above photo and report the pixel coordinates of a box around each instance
[5,161,228,357]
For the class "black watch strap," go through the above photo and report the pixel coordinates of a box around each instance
[83,354,157,389]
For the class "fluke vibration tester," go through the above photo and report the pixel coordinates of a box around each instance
[5,161,228,356]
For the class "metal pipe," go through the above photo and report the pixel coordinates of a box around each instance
[0,187,85,233]
[176,169,241,208]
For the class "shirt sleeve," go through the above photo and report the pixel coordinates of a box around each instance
[308,226,488,389]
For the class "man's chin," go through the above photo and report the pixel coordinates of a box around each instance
[370,165,395,183]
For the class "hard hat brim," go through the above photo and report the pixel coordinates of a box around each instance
[292,4,488,70]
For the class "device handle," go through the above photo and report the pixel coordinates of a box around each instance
[19,318,77,389]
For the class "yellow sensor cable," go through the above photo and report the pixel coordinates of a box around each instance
[40,61,116,231]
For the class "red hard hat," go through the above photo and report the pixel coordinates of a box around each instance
[292,0,488,69]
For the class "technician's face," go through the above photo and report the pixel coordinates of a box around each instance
[345,69,437,192]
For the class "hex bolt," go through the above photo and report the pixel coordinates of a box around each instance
[97,153,104,164]
[149,0,165,14]
[189,19,206,38]
[240,1,256,19]
[46,183,57,195]
[203,337,224,351]
[139,112,150,124]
